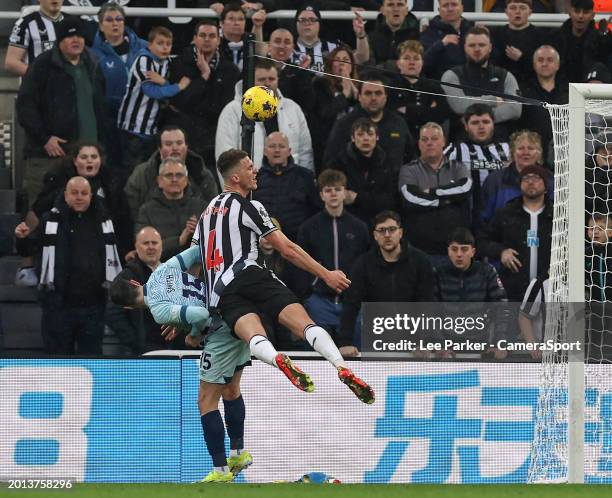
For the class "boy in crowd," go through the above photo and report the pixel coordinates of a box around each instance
[117,26,191,170]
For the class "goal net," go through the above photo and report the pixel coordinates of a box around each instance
[528,84,612,483]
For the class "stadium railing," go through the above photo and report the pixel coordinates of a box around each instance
[0,6,612,28]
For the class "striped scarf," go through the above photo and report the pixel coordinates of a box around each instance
[40,206,122,290]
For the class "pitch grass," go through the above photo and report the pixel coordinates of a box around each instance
[4,484,612,498]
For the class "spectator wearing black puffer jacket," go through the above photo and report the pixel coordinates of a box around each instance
[339,210,435,352]
[329,118,399,225]
[420,0,474,79]
[434,227,510,359]
[367,0,420,65]
[252,132,321,241]
[298,169,370,356]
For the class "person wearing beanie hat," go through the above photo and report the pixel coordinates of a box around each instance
[489,0,544,82]
[478,155,553,302]
[519,164,550,182]
[55,17,85,44]
[16,10,108,211]
[551,0,612,83]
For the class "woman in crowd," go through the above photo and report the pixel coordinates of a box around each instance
[91,2,147,171]
[15,141,133,285]
[480,130,552,224]
[388,40,451,141]
[309,45,359,174]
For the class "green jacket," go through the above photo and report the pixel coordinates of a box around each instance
[135,187,204,262]
[124,149,218,220]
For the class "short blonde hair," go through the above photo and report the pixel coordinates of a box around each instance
[397,40,424,58]
[510,130,543,164]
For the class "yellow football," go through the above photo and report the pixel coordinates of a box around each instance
[241,85,278,122]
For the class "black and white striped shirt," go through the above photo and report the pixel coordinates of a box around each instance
[117,53,170,136]
[445,141,510,186]
[9,11,65,65]
[193,192,277,308]
[293,39,337,74]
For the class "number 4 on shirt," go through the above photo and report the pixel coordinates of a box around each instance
[205,229,224,272]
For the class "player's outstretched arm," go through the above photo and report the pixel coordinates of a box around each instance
[148,302,211,336]
[264,230,350,294]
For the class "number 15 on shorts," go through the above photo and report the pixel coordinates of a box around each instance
[200,352,212,371]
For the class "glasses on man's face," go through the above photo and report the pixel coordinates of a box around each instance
[374,226,399,235]
[521,174,543,183]
[162,172,186,180]
[297,17,319,24]
[103,16,124,23]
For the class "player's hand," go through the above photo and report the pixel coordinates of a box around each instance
[196,50,211,80]
[44,136,67,157]
[251,9,266,28]
[339,345,359,358]
[505,45,522,61]
[161,325,179,342]
[324,270,351,294]
[501,248,521,273]
[442,34,460,46]
[146,71,166,85]
[185,334,202,348]
[14,222,31,239]
[352,11,366,37]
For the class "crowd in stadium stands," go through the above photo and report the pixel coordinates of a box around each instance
[6,0,612,357]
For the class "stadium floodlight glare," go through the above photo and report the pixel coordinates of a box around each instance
[528,84,612,484]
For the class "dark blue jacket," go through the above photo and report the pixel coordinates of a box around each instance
[252,157,321,241]
[434,260,510,341]
[91,27,148,117]
[298,209,370,298]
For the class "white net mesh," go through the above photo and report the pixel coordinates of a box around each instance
[528,98,612,483]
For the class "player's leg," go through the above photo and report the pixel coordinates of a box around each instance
[198,380,234,482]
[278,303,375,404]
[221,371,253,475]
[233,313,314,392]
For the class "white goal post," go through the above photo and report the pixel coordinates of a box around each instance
[529,83,612,484]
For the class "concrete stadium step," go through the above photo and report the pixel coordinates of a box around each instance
[0,188,15,213]
[0,255,21,286]
[0,213,18,256]
[0,301,43,350]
